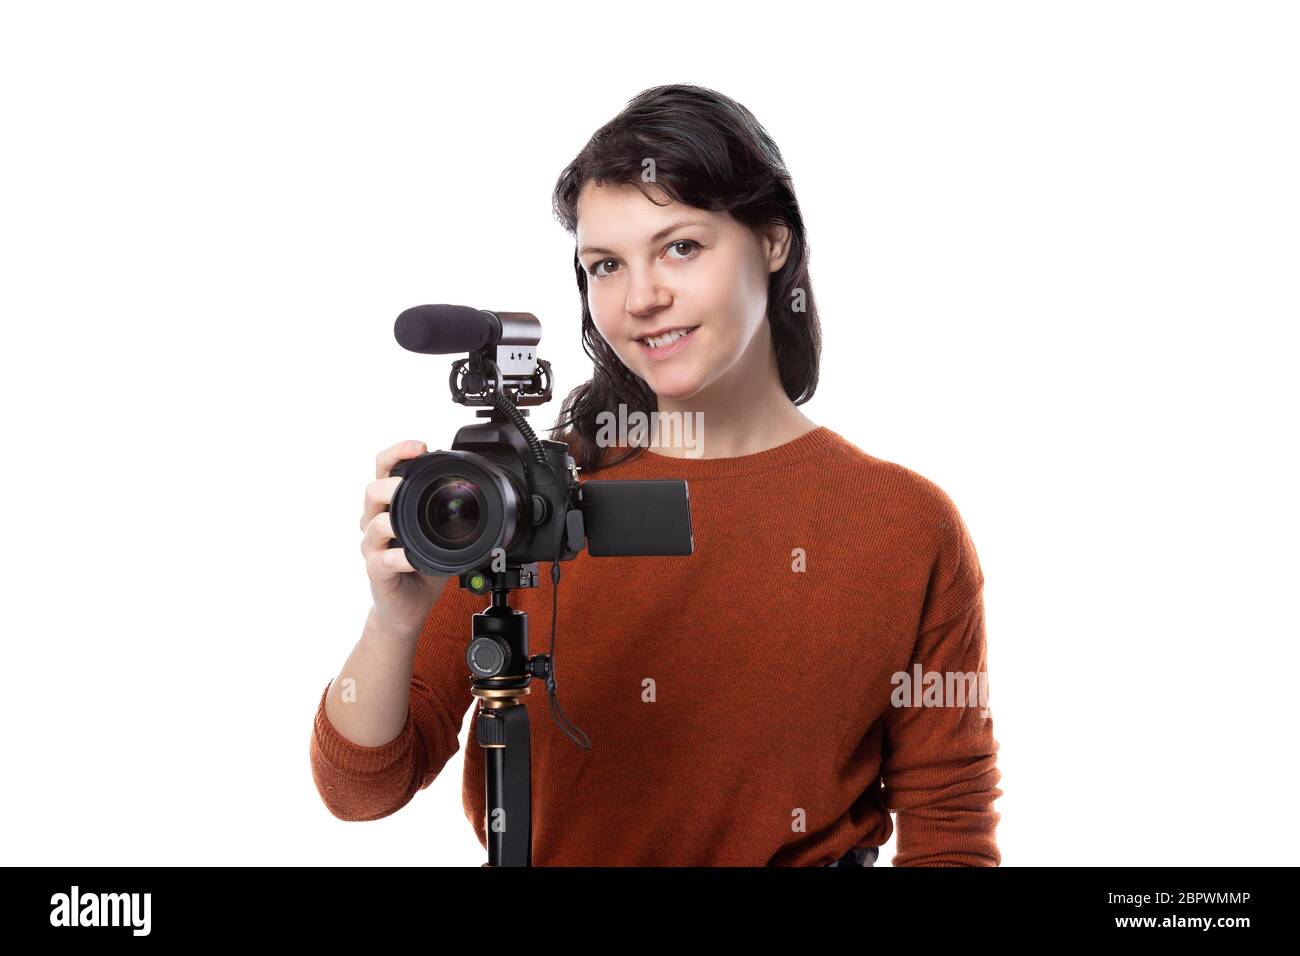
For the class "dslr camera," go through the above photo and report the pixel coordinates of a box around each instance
[386,304,693,588]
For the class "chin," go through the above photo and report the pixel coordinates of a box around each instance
[645,370,707,402]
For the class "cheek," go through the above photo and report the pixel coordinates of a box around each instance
[587,286,612,327]
[590,289,634,343]
[589,310,619,350]
[697,283,753,346]
[694,254,755,317]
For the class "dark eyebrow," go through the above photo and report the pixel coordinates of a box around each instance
[578,219,711,257]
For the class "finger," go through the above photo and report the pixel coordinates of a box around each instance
[359,510,395,557]
[359,476,401,532]
[367,543,415,580]
[376,439,427,480]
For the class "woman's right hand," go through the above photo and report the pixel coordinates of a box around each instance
[360,439,453,639]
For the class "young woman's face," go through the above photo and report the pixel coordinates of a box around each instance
[575,181,790,402]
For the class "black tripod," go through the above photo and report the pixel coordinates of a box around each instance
[462,558,588,867]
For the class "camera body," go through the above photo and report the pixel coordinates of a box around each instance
[387,418,585,577]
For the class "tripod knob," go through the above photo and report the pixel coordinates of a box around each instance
[467,636,511,677]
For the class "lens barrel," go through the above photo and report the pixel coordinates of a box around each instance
[389,450,528,575]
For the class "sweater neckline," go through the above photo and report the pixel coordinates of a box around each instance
[599,424,839,479]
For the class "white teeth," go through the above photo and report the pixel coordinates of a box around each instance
[644,327,694,349]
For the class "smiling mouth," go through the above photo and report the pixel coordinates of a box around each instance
[636,326,700,350]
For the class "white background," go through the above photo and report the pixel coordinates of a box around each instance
[1,1,1296,866]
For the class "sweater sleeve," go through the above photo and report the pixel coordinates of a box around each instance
[879,501,1003,866]
[309,583,483,821]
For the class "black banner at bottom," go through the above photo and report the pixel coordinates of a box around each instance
[9,865,1283,940]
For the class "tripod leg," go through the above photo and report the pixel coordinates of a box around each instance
[480,702,532,866]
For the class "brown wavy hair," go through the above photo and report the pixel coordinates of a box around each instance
[547,83,822,473]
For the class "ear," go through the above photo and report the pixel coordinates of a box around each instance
[762,222,792,273]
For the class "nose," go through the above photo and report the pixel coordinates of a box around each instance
[624,265,672,317]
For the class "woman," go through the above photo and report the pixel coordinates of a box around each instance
[310,84,1003,867]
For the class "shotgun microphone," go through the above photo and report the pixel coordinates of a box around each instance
[395,304,544,356]
[394,304,498,354]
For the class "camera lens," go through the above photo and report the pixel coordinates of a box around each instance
[420,477,486,547]
[388,449,528,575]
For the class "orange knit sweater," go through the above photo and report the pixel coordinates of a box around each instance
[310,426,1003,865]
